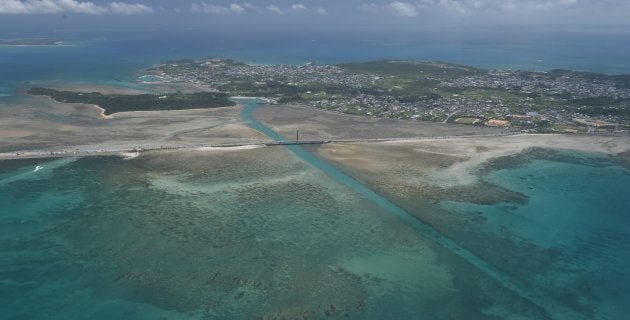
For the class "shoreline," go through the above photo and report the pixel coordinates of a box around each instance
[2,134,627,166]
[0,142,272,161]
[312,134,630,188]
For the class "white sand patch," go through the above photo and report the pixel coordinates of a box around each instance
[149,171,308,195]
[93,105,113,119]
[194,145,264,152]
[120,151,140,160]
[0,129,33,138]
[382,134,630,187]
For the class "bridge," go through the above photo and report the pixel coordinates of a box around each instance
[0,131,528,160]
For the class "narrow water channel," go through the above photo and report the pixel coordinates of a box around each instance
[239,98,584,320]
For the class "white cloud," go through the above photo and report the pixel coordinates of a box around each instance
[315,7,328,15]
[358,3,379,13]
[59,0,107,14]
[109,2,152,15]
[191,2,245,14]
[189,2,325,16]
[242,2,258,11]
[0,0,52,14]
[0,0,107,14]
[0,0,153,14]
[436,0,467,14]
[389,1,418,17]
[266,4,283,14]
[359,1,419,16]
[229,3,245,14]
[429,0,582,13]
[358,0,592,18]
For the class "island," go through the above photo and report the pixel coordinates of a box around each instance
[0,38,63,46]
[145,58,630,133]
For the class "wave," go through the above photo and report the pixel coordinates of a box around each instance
[0,157,77,185]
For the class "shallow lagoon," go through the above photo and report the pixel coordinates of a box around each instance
[0,146,564,320]
[437,149,630,320]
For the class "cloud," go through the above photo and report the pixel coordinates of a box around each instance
[0,0,105,14]
[228,3,245,14]
[242,2,260,12]
[0,0,152,14]
[357,0,593,18]
[358,3,379,12]
[434,0,467,14]
[266,5,283,14]
[315,7,328,15]
[109,2,152,15]
[417,0,581,14]
[191,2,245,14]
[389,1,418,17]
[359,2,419,17]
[61,0,107,14]
[188,2,327,16]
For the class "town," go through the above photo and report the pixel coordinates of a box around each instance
[145,59,630,134]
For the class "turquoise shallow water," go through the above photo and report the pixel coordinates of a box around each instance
[438,150,630,319]
[1,100,628,319]
[0,149,547,319]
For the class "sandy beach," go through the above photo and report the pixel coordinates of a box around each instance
[0,86,267,159]
[307,134,629,202]
[194,145,264,151]
[1,90,628,176]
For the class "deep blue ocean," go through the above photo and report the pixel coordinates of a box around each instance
[1,28,630,98]
[1,29,630,319]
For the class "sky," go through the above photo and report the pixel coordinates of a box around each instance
[1,0,630,38]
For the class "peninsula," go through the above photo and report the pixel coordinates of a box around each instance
[28,87,235,115]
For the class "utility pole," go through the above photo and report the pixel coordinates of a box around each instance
[296,129,299,142]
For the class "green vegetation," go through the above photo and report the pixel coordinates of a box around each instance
[218,81,301,100]
[28,87,235,115]
[338,60,483,78]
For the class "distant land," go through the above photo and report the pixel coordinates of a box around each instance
[0,38,63,46]
[146,59,630,134]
